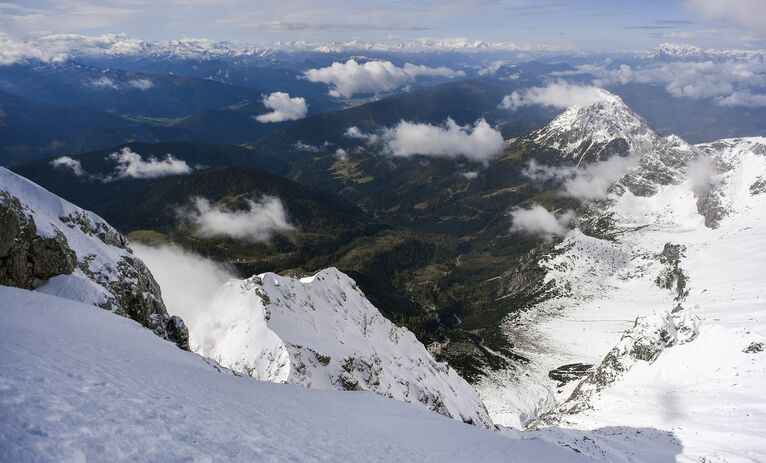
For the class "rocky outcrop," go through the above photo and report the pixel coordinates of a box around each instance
[655,243,688,310]
[534,311,698,425]
[0,192,77,288]
[0,167,188,350]
[189,267,494,428]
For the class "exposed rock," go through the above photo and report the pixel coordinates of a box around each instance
[165,316,190,351]
[0,167,189,351]
[655,243,688,309]
[0,192,77,288]
[548,363,593,388]
[750,176,766,195]
[743,342,764,354]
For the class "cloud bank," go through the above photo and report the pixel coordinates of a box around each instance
[501,82,609,110]
[304,59,464,98]
[686,0,764,30]
[131,244,235,349]
[256,92,308,122]
[109,148,193,180]
[510,205,575,238]
[379,118,504,163]
[523,156,638,200]
[182,196,295,243]
[557,59,766,108]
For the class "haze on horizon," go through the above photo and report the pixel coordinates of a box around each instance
[1,0,764,50]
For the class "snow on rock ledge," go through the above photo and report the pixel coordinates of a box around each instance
[193,267,494,428]
[0,167,188,349]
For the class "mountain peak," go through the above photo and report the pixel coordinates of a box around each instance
[531,89,658,164]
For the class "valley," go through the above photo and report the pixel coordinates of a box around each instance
[1,25,765,463]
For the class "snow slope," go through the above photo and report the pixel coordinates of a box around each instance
[0,286,602,463]
[177,268,493,428]
[477,137,766,462]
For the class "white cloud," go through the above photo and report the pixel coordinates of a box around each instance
[127,78,154,90]
[183,196,296,243]
[108,147,193,180]
[461,171,479,179]
[345,126,379,143]
[501,81,609,110]
[304,59,464,98]
[561,156,638,200]
[510,205,574,238]
[380,118,504,164]
[131,244,235,348]
[559,60,766,108]
[255,92,308,123]
[334,149,350,162]
[523,155,638,200]
[686,0,765,31]
[50,156,85,177]
[89,76,119,89]
[715,90,766,108]
[293,140,320,152]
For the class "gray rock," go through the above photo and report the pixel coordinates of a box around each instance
[0,192,77,289]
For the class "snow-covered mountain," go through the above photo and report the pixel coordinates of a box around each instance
[529,90,659,165]
[0,285,606,463]
[0,167,187,348]
[643,42,766,60]
[182,268,493,428]
[0,34,560,66]
[478,90,766,461]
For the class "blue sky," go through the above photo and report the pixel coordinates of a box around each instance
[1,0,763,50]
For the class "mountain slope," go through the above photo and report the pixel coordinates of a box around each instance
[173,266,493,427]
[528,89,658,165]
[476,135,766,461]
[0,286,604,463]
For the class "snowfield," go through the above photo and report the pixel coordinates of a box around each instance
[133,244,493,428]
[478,135,766,462]
[0,286,602,463]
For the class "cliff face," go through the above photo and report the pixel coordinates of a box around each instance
[0,167,188,350]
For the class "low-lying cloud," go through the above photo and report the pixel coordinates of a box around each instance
[50,148,193,182]
[127,78,154,90]
[348,118,504,164]
[501,81,609,110]
[256,92,308,122]
[109,147,193,180]
[131,244,235,350]
[523,155,638,200]
[89,76,119,89]
[304,59,464,98]
[182,196,296,243]
[50,156,85,177]
[510,204,575,238]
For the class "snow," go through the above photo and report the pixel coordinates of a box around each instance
[149,264,492,428]
[477,137,766,462]
[0,167,159,312]
[531,90,659,165]
[0,286,599,463]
